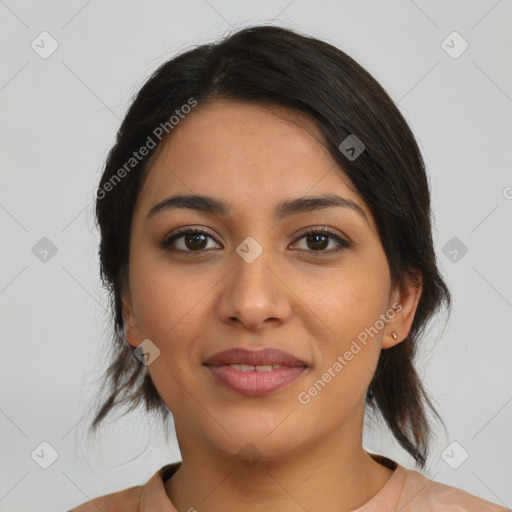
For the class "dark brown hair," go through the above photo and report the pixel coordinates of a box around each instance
[90,24,451,469]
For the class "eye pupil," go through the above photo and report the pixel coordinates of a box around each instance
[186,233,207,250]
[308,233,328,251]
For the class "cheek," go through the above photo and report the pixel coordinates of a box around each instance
[303,260,390,339]
[128,254,215,383]
[299,287,385,417]
[130,259,208,409]
[130,245,206,329]
[301,260,390,392]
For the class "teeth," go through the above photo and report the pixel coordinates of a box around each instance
[229,364,282,371]
[255,365,273,372]
[229,364,255,371]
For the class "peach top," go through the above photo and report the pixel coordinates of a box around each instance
[69,454,510,512]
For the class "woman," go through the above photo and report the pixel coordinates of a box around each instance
[69,25,508,512]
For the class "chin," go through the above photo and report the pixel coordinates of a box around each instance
[200,414,311,463]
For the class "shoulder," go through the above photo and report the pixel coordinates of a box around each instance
[399,466,510,511]
[68,484,142,512]
[67,462,181,512]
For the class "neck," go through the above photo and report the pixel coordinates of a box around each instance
[165,412,394,512]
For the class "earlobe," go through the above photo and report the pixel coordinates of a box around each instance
[120,294,141,347]
[382,316,402,350]
[124,321,140,347]
[382,273,422,349]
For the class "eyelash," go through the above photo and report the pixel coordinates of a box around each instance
[160,226,351,255]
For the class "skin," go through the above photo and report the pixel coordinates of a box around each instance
[121,99,422,512]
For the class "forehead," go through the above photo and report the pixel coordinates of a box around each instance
[134,100,374,228]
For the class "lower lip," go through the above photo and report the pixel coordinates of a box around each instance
[205,365,308,396]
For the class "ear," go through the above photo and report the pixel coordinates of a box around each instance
[120,288,142,348]
[382,272,422,349]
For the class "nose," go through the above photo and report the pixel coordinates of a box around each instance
[215,238,292,331]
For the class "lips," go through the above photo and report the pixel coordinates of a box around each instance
[203,348,310,396]
[203,348,309,367]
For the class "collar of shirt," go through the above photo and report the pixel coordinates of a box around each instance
[138,458,407,512]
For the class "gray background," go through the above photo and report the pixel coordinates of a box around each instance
[1,1,511,510]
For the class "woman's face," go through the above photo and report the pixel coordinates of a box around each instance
[122,99,420,461]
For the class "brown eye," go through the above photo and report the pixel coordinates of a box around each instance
[292,227,350,254]
[161,228,219,252]
[161,226,350,255]
[306,232,329,251]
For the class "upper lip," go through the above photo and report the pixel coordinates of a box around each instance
[203,348,309,367]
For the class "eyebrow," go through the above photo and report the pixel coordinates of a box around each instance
[146,193,368,223]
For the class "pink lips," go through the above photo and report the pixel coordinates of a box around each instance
[203,348,310,396]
